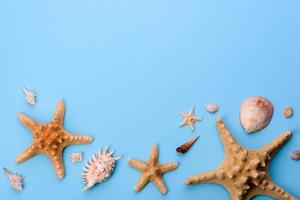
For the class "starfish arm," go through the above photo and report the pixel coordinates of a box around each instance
[216,117,239,149]
[259,180,296,200]
[190,106,195,114]
[185,169,219,185]
[180,112,187,117]
[260,131,293,157]
[179,121,186,127]
[189,124,195,131]
[18,113,40,133]
[64,132,93,145]
[16,144,38,163]
[128,159,148,171]
[160,162,178,173]
[152,176,167,194]
[52,100,65,124]
[148,144,159,165]
[49,153,65,179]
[134,173,150,192]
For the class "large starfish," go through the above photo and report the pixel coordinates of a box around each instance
[180,107,202,131]
[16,100,93,179]
[128,144,178,194]
[186,117,296,200]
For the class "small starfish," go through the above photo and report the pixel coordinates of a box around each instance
[180,107,202,131]
[128,144,178,194]
[16,100,93,179]
[185,117,296,200]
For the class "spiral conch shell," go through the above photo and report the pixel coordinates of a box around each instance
[240,96,273,133]
[82,145,121,191]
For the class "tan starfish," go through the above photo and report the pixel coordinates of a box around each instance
[180,107,202,131]
[128,144,178,194]
[185,117,296,200]
[16,100,93,179]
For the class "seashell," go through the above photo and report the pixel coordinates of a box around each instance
[240,96,273,133]
[82,145,121,191]
[3,168,24,192]
[70,152,83,163]
[21,85,36,105]
[290,150,300,160]
[176,135,200,154]
[205,103,219,114]
[283,107,293,118]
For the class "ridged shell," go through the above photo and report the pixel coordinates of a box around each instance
[240,96,273,133]
[82,145,121,191]
[3,168,24,192]
[176,135,200,154]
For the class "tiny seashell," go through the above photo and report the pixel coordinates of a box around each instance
[205,103,219,114]
[283,107,293,118]
[70,152,83,163]
[21,85,36,105]
[176,135,200,154]
[240,96,273,133]
[290,150,300,160]
[3,168,24,192]
[82,145,121,191]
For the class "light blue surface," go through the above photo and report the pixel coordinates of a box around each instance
[0,1,300,199]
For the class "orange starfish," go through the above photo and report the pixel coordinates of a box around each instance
[128,144,178,194]
[16,100,93,179]
[186,118,296,200]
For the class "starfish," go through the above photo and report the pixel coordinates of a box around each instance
[185,117,296,200]
[16,100,93,179]
[128,144,178,194]
[180,107,202,131]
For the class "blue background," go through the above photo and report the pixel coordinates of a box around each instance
[0,1,300,199]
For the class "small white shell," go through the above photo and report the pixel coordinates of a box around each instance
[3,168,24,192]
[205,103,219,114]
[240,96,273,133]
[21,85,36,105]
[70,152,83,163]
[82,145,121,191]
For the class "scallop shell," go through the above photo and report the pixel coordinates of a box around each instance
[290,150,300,160]
[205,103,219,114]
[3,168,24,192]
[82,145,121,191]
[240,96,273,133]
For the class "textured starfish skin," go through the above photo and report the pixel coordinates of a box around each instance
[16,100,93,179]
[180,107,202,131]
[128,144,178,194]
[186,117,296,200]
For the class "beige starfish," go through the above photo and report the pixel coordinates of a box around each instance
[185,117,296,200]
[180,107,202,131]
[16,100,93,179]
[128,144,178,194]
